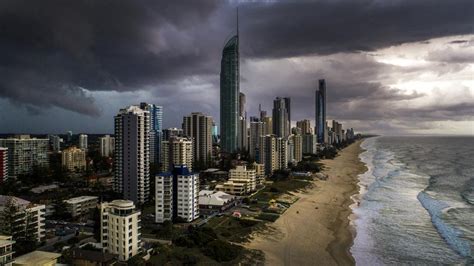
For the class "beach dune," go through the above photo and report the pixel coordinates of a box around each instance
[245,140,367,265]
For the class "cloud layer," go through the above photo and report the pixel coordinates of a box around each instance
[0,0,472,134]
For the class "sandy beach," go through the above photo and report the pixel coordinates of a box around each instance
[245,140,367,265]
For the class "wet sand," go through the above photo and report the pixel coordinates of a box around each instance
[245,140,367,265]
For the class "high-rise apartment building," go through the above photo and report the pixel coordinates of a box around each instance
[62,146,86,172]
[220,30,240,153]
[48,135,62,152]
[0,135,49,178]
[182,112,213,166]
[99,200,141,261]
[249,117,264,161]
[259,135,288,175]
[292,134,303,163]
[139,103,163,166]
[237,93,248,152]
[162,128,183,141]
[315,79,327,144]
[79,134,88,150]
[0,148,7,183]
[155,165,199,223]
[296,119,312,135]
[114,105,150,204]
[0,195,46,244]
[302,134,318,154]
[272,97,291,138]
[276,137,288,171]
[100,135,115,157]
[161,137,193,173]
[262,116,273,135]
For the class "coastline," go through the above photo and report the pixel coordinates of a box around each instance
[245,140,367,265]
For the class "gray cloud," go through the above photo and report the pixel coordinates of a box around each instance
[0,0,472,134]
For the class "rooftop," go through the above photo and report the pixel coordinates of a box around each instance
[64,195,98,204]
[199,190,235,206]
[13,251,61,265]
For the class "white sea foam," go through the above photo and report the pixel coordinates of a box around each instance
[417,191,472,258]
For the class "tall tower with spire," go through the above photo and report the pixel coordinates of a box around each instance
[220,9,240,153]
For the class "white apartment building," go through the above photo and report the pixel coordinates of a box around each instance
[79,134,88,150]
[100,135,115,157]
[229,165,256,191]
[64,196,98,217]
[114,105,150,204]
[0,196,46,243]
[99,200,141,262]
[0,135,49,179]
[0,235,14,266]
[62,146,86,172]
[161,137,193,172]
[155,165,199,223]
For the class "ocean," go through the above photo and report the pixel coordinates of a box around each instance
[351,136,474,265]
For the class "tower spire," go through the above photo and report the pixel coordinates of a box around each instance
[237,7,239,38]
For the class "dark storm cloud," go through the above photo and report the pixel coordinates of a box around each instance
[241,0,474,58]
[0,0,221,116]
[0,0,472,120]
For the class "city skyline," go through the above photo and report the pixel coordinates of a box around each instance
[0,1,472,136]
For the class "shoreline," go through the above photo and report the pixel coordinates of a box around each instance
[245,140,367,265]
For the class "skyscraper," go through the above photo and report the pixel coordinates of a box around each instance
[140,103,163,166]
[220,14,239,153]
[182,112,213,166]
[272,97,291,138]
[315,79,327,144]
[114,105,150,204]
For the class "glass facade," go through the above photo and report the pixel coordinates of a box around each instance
[220,35,240,153]
[315,79,326,144]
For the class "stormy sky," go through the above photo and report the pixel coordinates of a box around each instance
[0,0,473,135]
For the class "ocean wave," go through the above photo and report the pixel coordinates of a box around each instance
[417,191,472,258]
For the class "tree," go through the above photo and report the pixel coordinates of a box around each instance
[0,197,37,255]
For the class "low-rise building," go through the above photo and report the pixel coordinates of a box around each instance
[0,196,46,243]
[215,165,256,196]
[0,235,14,266]
[12,251,61,266]
[155,165,199,223]
[62,146,87,172]
[99,200,141,262]
[198,190,236,216]
[64,196,98,217]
